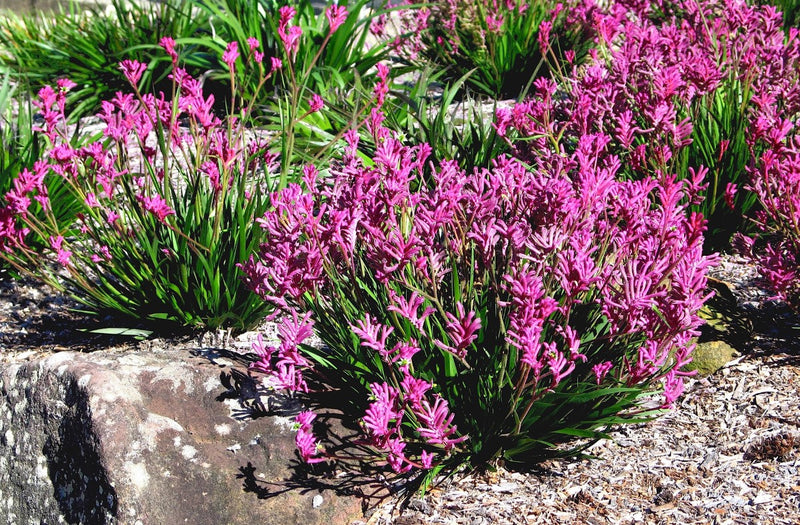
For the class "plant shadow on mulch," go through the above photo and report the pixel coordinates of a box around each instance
[0,275,196,352]
[702,277,800,367]
[741,301,800,366]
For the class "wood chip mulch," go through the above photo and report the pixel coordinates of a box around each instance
[358,256,800,524]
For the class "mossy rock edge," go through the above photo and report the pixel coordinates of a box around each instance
[686,339,740,376]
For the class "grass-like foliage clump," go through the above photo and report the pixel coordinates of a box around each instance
[0,40,281,329]
[383,0,597,99]
[0,0,204,119]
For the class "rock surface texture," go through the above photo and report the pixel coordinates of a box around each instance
[0,347,362,525]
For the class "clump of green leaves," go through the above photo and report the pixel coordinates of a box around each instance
[0,42,280,330]
[390,0,597,99]
[381,68,509,171]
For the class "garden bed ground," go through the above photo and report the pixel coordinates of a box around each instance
[1,256,799,524]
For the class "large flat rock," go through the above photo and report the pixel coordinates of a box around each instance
[0,347,363,524]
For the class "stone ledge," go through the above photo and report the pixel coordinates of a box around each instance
[0,347,363,525]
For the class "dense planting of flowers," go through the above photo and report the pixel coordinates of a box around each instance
[734,17,800,308]
[241,112,715,476]
[494,0,800,251]
[4,0,800,490]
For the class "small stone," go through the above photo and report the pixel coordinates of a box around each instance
[686,340,738,376]
[490,482,519,493]
[407,499,430,514]
[752,492,772,505]
[312,494,324,508]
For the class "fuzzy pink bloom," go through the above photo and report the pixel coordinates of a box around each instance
[278,6,301,58]
[222,41,239,70]
[362,382,401,446]
[246,37,264,64]
[486,14,504,33]
[270,363,308,392]
[415,396,467,451]
[137,195,175,223]
[295,410,316,431]
[661,371,685,408]
[387,290,434,331]
[724,183,737,210]
[325,4,348,35]
[90,245,112,263]
[400,371,431,409]
[278,5,295,26]
[308,94,324,113]
[434,302,481,359]
[56,78,76,91]
[295,417,326,464]
[119,60,146,87]
[386,437,412,473]
[249,333,276,374]
[420,450,434,469]
[351,314,394,355]
[373,63,390,107]
[593,361,614,384]
[49,235,71,266]
[159,36,178,62]
[85,193,100,208]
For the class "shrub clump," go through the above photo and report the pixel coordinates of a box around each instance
[241,113,715,481]
[379,0,598,98]
[0,38,281,330]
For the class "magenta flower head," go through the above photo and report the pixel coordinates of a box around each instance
[278,5,296,26]
[278,6,301,58]
[294,410,317,433]
[325,4,348,35]
[246,37,263,64]
[159,36,178,63]
[724,183,737,210]
[56,78,76,91]
[222,41,239,71]
[119,60,147,87]
[308,94,324,113]
[49,235,71,266]
[295,426,326,463]
[137,195,175,223]
[486,14,504,33]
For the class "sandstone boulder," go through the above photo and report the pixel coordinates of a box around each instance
[0,347,363,524]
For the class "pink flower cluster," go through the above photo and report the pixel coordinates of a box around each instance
[734,12,800,306]
[0,37,279,280]
[535,0,800,310]
[242,106,713,469]
[494,1,734,164]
